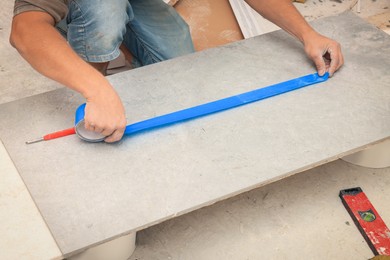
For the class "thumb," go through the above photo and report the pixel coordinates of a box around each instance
[313,54,327,76]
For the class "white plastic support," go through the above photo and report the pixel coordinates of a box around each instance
[69,232,136,260]
[342,139,390,169]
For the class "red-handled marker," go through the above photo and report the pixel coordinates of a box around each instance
[25,127,76,144]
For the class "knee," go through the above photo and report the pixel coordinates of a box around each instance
[173,21,194,57]
[67,0,132,61]
[157,12,195,60]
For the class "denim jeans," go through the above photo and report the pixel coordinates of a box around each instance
[56,0,195,66]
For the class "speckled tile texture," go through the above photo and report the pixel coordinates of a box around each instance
[0,12,389,257]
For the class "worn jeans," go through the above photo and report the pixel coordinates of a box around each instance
[56,0,195,66]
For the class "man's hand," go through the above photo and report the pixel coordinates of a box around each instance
[84,86,127,143]
[303,32,344,77]
[244,0,344,77]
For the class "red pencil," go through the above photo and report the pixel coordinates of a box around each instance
[26,127,76,144]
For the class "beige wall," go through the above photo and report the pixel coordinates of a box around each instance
[175,0,244,51]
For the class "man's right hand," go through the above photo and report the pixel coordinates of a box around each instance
[84,85,127,143]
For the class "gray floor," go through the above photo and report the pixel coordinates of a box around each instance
[0,2,62,104]
[1,0,389,259]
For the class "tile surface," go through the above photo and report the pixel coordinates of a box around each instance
[0,141,62,260]
[0,12,389,257]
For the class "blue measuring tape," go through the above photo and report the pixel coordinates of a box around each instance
[75,72,329,142]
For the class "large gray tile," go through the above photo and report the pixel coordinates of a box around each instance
[0,12,389,257]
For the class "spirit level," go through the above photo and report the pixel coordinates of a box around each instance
[340,187,390,256]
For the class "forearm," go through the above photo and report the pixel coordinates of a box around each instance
[244,0,344,76]
[10,12,111,99]
[10,11,127,142]
[244,0,318,44]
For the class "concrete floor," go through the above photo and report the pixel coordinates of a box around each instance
[0,0,389,259]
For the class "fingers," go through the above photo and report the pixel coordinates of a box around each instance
[312,53,327,77]
[104,127,125,143]
[327,43,344,77]
[84,117,126,143]
[311,44,343,77]
[83,87,127,143]
[304,34,344,77]
[101,124,125,143]
[84,120,96,132]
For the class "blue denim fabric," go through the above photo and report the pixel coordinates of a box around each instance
[56,0,194,65]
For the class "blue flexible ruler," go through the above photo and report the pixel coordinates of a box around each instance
[75,72,329,141]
